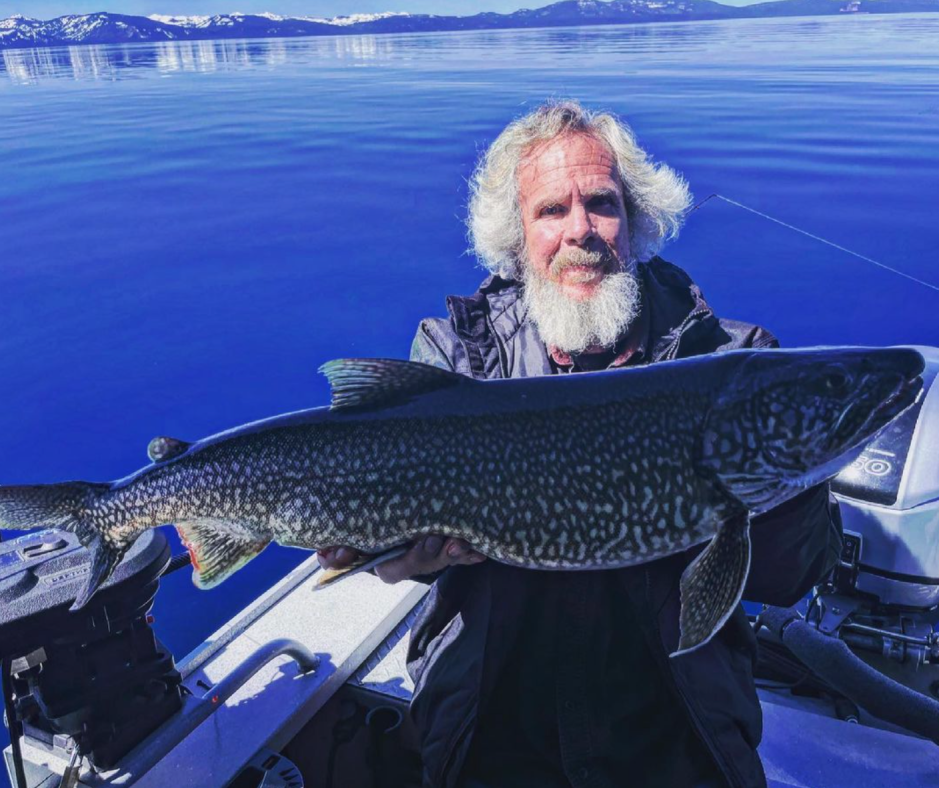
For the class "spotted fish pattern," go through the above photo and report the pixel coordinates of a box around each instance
[0,346,924,655]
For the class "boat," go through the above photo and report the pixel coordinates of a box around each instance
[2,347,938,788]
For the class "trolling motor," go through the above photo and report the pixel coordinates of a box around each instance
[760,346,939,740]
[0,527,183,781]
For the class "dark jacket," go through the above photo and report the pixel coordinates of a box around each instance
[406,258,844,788]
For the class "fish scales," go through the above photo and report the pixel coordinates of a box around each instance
[101,390,729,570]
[0,346,925,655]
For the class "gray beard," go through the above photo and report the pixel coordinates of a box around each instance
[521,262,642,355]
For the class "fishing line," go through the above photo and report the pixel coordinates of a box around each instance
[163,552,193,576]
[691,193,939,295]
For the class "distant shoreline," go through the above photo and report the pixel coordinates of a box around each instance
[2,0,939,52]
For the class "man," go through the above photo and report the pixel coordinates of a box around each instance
[319,101,842,788]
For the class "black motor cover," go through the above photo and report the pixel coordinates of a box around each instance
[0,529,184,769]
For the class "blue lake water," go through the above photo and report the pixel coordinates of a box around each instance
[1,12,938,772]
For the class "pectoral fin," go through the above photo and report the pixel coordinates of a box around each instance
[175,519,272,589]
[672,512,751,658]
[314,545,410,590]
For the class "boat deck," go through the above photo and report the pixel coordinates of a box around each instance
[6,557,939,787]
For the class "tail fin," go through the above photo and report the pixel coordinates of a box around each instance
[0,481,121,609]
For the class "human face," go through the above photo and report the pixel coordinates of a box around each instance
[518,133,631,302]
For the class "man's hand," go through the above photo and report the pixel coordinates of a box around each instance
[317,536,486,584]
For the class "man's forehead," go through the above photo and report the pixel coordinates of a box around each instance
[518,133,620,194]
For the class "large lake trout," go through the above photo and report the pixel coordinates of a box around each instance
[0,347,924,655]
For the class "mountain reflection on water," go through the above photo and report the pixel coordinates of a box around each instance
[6,12,939,84]
[0,36,399,82]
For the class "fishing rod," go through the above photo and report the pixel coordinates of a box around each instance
[690,193,939,296]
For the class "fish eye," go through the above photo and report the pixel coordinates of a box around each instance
[823,370,851,394]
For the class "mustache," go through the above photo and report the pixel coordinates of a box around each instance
[549,246,618,278]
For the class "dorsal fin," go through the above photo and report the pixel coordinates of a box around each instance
[147,436,193,463]
[319,358,468,412]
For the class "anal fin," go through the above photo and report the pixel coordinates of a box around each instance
[672,512,751,658]
[175,519,272,589]
[314,545,410,590]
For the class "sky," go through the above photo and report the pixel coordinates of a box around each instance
[1,0,760,20]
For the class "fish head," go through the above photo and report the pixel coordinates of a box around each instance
[698,347,924,513]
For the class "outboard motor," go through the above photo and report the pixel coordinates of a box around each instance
[818,346,939,691]
[832,346,939,605]
[760,347,939,739]
[0,528,183,782]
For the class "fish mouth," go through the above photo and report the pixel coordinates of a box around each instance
[875,373,923,424]
[864,347,926,432]
[833,372,923,448]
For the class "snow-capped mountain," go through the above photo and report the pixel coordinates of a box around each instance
[0,14,42,47]
[310,12,412,26]
[146,15,215,28]
[2,0,938,49]
[146,11,409,29]
[0,12,189,47]
[0,11,342,47]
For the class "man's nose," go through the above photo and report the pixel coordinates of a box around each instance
[564,201,595,245]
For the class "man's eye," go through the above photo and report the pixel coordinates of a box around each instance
[540,205,564,217]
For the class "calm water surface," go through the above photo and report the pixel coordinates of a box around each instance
[1,13,938,770]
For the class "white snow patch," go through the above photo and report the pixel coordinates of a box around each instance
[148,15,212,27]
[148,11,411,28]
[321,12,410,26]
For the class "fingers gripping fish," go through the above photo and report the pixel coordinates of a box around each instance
[0,347,924,656]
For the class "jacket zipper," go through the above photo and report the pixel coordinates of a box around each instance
[644,569,742,788]
[487,313,510,378]
[662,307,712,360]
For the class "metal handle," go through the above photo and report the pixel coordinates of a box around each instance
[202,639,320,710]
[83,639,319,784]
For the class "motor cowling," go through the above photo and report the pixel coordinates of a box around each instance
[0,528,183,769]
[830,345,939,610]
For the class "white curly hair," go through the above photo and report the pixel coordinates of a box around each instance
[467,100,692,279]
